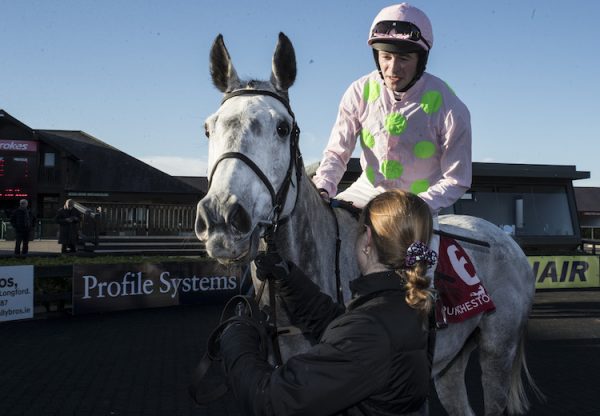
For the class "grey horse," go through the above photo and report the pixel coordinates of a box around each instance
[195,32,541,415]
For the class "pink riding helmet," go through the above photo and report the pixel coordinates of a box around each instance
[368,3,433,53]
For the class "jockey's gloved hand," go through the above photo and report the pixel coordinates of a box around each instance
[255,251,291,281]
[318,188,330,202]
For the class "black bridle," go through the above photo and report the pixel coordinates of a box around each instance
[206,88,304,366]
[207,88,346,306]
[207,89,303,237]
[190,89,348,405]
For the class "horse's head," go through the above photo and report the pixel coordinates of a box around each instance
[196,33,299,265]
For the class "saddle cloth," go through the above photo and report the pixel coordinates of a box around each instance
[434,236,495,324]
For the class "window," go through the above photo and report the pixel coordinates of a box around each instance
[44,153,56,167]
[454,185,575,237]
[582,227,600,240]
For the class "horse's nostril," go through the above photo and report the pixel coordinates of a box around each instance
[226,202,252,234]
[195,199,211,238]
[195,214,207,236]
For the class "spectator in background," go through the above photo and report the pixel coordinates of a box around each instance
[56,199,80,254]
[10,199,35,257]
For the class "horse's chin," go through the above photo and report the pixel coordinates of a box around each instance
[207,227,262,266]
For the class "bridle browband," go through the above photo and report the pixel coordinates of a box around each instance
[207,88,303,235]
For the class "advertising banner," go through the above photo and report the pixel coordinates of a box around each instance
[0,265,34,322]
[73,261,245,315]
[0,140,38,152]
[528,255,600,289]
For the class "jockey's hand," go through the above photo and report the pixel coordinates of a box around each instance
[255,252,290,281]
[318,188,330,202]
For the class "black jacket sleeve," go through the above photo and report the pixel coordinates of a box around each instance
[223,312,393,416]
[220,322,275,415]
[276,264,345,340]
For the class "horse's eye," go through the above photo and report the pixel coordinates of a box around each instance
[277,121,290,138]
[204,122,210,139]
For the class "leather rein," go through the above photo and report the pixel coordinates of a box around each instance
[191,89,308,405]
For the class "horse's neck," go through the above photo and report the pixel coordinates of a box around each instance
[275,170,341,295]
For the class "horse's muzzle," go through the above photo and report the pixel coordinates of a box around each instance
[195,197,253,239]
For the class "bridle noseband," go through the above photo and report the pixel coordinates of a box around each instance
[206,89,303,236]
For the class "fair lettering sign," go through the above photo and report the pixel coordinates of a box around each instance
[528,256,600,289]
[73,262,243,314]
[0,265,34,322]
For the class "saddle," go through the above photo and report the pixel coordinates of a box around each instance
[329,198,362,220]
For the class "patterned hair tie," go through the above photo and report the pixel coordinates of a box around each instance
[405,241,438,269]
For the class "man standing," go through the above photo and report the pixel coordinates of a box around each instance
[10,199,35,257]
[56,199,81,253]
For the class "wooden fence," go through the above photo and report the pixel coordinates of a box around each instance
[97,203,197,236]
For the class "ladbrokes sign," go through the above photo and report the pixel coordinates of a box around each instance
[0,140,38,152]
[73,261,244,314]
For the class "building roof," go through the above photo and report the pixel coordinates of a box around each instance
[0,109,33,132]
[36,129,202,195]
[472,162,590,180]
[176,176,208,193]
[574,187,600,214]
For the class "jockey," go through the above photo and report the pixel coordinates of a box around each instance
[312,3,472,273]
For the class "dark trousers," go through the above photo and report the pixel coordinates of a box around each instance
[14,231,30,256]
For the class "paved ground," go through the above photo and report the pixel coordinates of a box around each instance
[0,290,598,415]
[0,239,62,256]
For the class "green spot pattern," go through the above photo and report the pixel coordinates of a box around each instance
[385,113,407,136]
[410,179,430,194]
[363,80,381,103]
[365,166,376,184]
[413,141,436,159]
[361,129,375,149]
[420,90,442,114]
[381,160,403,180]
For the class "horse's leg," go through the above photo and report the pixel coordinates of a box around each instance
[434,332,478,416]
[478,317,527,416]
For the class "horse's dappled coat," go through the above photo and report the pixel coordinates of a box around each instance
[195,32,541,416]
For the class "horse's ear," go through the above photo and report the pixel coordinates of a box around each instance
[270,32,296,92]
[210,34,241,92]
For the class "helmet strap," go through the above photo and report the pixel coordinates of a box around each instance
[372,49,429,93]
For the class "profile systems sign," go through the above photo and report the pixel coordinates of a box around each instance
[0,265,34,322]
[73,262,244,314]
[528,256,600,289]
